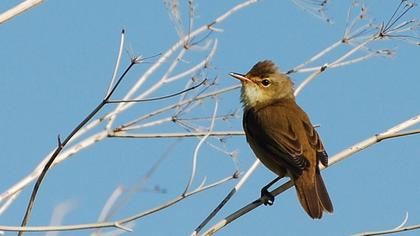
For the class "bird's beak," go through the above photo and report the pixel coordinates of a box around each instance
[229,72,252,83]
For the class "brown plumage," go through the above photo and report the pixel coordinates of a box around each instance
[230,60,333,219]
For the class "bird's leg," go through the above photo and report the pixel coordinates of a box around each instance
[260,176,283,206]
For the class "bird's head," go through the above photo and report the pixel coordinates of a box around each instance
[230,60,294,109]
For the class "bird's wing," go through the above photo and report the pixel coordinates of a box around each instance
[243,105,309,174]
[302,120,329,167]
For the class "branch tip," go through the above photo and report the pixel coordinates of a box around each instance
[57,135,62,147]
[131,56,143,64]
[286,69,295,74]
[394,212,409,230]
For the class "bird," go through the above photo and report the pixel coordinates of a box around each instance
[230,60,333,219]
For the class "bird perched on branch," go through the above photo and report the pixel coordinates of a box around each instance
[230,60,333,219]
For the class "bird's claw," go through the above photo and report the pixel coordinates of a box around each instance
[261,187,275,206]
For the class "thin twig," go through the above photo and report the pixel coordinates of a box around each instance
[111,131,244,138]
[0,86,241,205]
[17,46,207,233]
[104,38,216,130]
[287,39,342,74]
[101,140,179,222]
[377,128,420,141]
[294,66,327,95]
[294,37,373,95]
[118,84,240,130]
[107,79,207,103]
[165,53,213,83]
[0,0,43,24]
[183,99,219,195]
[352,206,411,236]
[106,29,126,97]
[383,0,415,32]
[106,0,257,126]
[394,212,410,230]
[136,39,217,102]
[0,173,236,233]
[353,223,420,236]
[18,60,136,235]
[295,50,392,73]
[192,160,260,236]
[0,192,20,215]
[96,187,124,223]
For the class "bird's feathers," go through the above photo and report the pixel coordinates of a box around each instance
[243,109,306,175]
[236,60,333,219]
[302,119,329,167]
[243,98,333,218]
[246,60,278,78]
[243,99,318,175]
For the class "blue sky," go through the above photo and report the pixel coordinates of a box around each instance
[1,0,419,235]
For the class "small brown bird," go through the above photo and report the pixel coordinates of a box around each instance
[230,60,333,219]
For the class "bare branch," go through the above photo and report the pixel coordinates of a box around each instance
[0,85,240,205]
[105,0,258,127]
[352,212,420,236]
[106,29,126,97]
[107,79,208,104]
[46,201,75,236]
[287,39,342,74]
[0,0,43,24]
[183,99,219,194]
[96,186,124,222]
[291,0,331,23]
[117,84,239,130]
[0,173,237,233]
[111,131,244,138]
[395,212,410,230]
[101,141,179,224]
[192,160,259,236]
[295,49,393,73]
[18,58,139,234]
[0,192,20,215]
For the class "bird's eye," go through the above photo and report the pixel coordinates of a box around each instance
[261,79,271,87]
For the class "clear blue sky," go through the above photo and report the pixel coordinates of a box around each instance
[1,0,419,235]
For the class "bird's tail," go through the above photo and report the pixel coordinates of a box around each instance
[293,169,333,219]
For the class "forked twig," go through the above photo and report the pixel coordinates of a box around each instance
[183,99,219,195]
[352,211,420,236]
[17,32,207,235]
[0,173,237,233]
[18,34,133,233]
